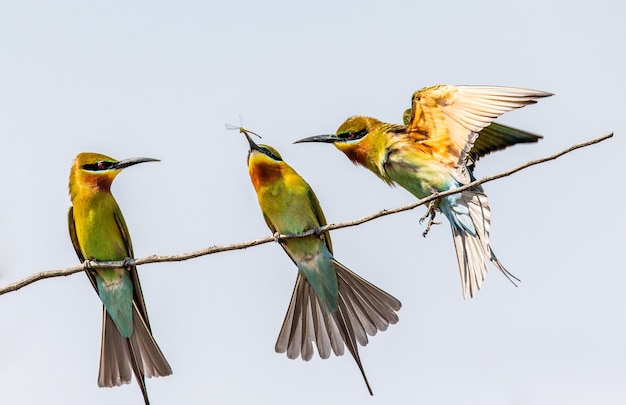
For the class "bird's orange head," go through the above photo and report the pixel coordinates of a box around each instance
[295,116,401,182]
[69,152,159,200]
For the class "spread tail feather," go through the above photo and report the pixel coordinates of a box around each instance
[275,262,401,395]
[445,188,519,299]
[98,303,172,404]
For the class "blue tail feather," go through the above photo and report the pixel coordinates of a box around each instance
[96,272,134,338]
[296,247,339,313]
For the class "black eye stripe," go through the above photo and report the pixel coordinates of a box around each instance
[83,160,115,171]
[338,129,367,141]
[259,147,281,161]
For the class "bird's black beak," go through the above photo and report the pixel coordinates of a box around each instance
[113,157,160,170]
[293,134,340,144]
[245,132,265,153]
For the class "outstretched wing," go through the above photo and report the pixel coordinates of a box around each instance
[469,122,542,165]
[403,108,543,166]
[406,85,551,168]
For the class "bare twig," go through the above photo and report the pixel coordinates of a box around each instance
[0,132,613,296]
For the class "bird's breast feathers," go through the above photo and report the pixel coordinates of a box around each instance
[384,144,460,198]
[248,161,284,191]
[72,201,128,261]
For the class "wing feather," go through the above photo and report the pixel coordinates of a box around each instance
[67,207,85,263]
[68,206,97,293]
[407,84,551,167]
[306,186,333,254]
[113,209,151,330]
[469,122,542,165]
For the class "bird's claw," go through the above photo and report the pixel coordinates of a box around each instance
[422,219,441,237]
[273,231,284,243]
[122,257,133,269]
[418,210,430,225]
[420,199,440,237]
[311,226,323,238]
[83,260,97,276]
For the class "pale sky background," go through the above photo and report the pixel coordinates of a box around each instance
[1,1,624,404]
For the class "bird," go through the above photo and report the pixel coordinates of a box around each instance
[242,130,401,395]
[295,84,552,299]
[68,152,172,404]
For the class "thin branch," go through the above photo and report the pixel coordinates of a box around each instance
[0,132,613,296]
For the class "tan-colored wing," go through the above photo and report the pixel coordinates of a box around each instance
[407,84,551,167]
[403,107,543,165]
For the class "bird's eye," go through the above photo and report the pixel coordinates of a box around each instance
[96,161,115,170]
[83,160,114,171]
[339,129,367,141]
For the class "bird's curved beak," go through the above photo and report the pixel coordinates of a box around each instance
[293,134,339,144]
[113,157,160,170]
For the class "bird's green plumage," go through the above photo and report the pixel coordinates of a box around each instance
[248,144,338,311]
[296,85,551,299]
[243,133,401,395]
[69,154,137,337]
[68,152,170,403]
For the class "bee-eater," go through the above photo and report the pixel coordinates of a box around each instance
[295,84,552,299]
[68,152,172,404]
[243,132,401,395]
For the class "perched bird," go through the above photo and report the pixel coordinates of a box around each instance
[295,85,551,299]
[68,152,172,404]
[242,131,401,395]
